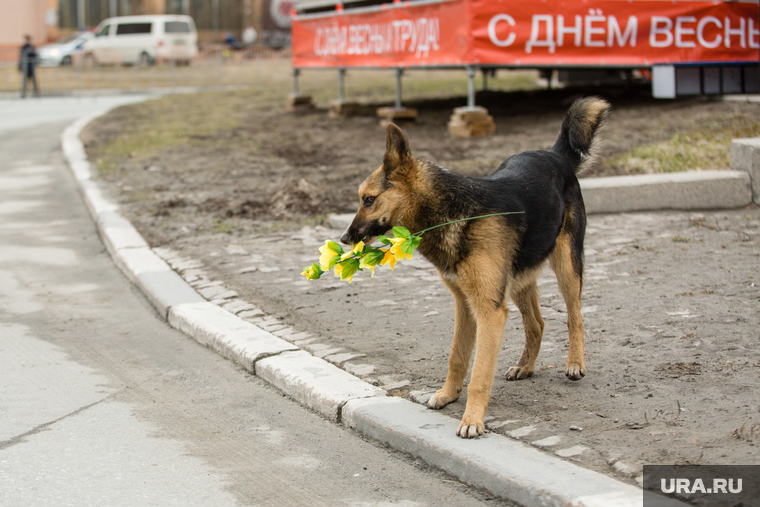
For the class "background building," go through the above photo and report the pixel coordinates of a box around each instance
[0,0,60,49]
[0,0,295,49]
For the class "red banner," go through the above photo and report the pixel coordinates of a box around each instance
[292,0,469,68]
[292,0,760,68]
[470,0,759,66]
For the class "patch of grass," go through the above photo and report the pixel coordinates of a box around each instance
[212,220,235,234]
[90,91,255,161]
[85,63,540,181]
[314,68,539,104]
[609,113,760,174]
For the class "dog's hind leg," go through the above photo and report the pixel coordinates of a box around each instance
[550,232,586,380]
[505,280,544,381]
[428,279,476,410]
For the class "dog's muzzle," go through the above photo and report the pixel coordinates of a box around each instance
[341,217,389,246]
[340,227,358,245]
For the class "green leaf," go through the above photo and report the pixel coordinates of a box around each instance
[412,236,421,248]
[340,258,361,280]
[327,240,344,256]
[392,226,411,239]
[400,238,416,255]
[377,235,392,245]
[360,249,384,267]
[326,254,340,271]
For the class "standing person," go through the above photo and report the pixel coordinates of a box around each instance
[18,35,39,98]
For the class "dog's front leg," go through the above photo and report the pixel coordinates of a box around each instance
[428,279,476,410]
[456,303,508,438]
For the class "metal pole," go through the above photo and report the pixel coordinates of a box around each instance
[395,68,403,109]
[217,46,223,86]
[77,0,85,30]
[293,68,300,96]
[212,0,220,41]
[110,0,117,17]
[466,66,476,108]
[338,68,346,102]
[77,48,83,90]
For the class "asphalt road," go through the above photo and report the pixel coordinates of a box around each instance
[0,97,513,507]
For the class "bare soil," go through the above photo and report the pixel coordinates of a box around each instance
[81,83,760,488]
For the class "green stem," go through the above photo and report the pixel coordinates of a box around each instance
[412,211,524,237]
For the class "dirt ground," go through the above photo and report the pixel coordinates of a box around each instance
[81,83,760,486]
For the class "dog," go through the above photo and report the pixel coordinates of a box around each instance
[341,97,610,438]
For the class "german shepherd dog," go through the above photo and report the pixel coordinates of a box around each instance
[341,97,610,438]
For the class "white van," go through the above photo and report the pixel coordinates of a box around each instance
[83,15,198,65]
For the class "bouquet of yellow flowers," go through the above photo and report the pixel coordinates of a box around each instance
[302,226,419,283]
[302,212,524,283]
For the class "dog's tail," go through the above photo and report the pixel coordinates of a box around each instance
[551,97,610,175]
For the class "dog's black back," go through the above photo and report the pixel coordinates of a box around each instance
[415,97,608,283]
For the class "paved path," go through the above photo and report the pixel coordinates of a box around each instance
[0,97,512,507]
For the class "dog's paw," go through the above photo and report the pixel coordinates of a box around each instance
[505,365,533,381]
[456,417,484,439]
[565,362,586,381]
[427,389,459,410]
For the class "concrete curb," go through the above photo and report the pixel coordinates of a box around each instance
[579,170,752,214]
[343,397,690,507]
[731,138,760,205]
[256,351,386,421]
[168,302,299,372]
[61,104,702,507]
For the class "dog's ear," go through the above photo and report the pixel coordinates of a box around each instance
[383,123,412,177]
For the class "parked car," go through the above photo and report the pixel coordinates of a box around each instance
[37,31,94,67]
[82,15,198,66]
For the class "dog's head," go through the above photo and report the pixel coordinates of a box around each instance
[340,123,415,246]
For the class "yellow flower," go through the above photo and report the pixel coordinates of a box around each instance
[341,240,364,261]
[388,237,412,261]
[360,260,377,277]
[379,248,398,270]
[319,240,342,271]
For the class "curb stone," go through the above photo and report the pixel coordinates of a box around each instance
[168,302,299,371]
[62,103,699,507]
[731,138,760,205]
[256,350,386,421]
[579,170,752,213]
[343,397,690,507]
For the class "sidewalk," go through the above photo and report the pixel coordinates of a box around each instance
[64,102,758,507]
[1,103,499,507]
